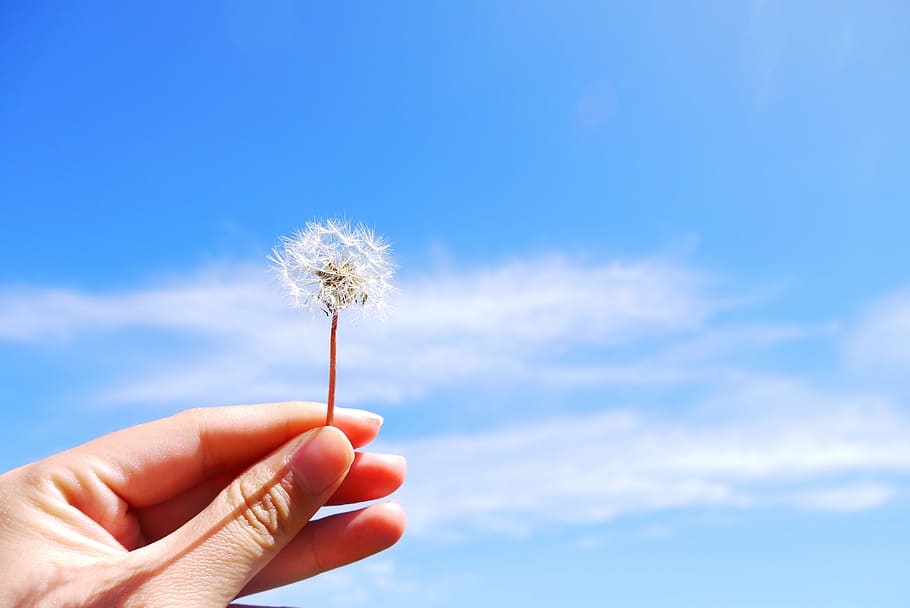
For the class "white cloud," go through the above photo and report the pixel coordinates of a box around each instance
[0,254,717,407]
[386,377,910,539]
[3,253,909,542]
[845,289,910,373]
[794,483,897,512]
[641,524,674,539]
[243,558,433,607]
[0,270,280,341]
[573,534,608,550]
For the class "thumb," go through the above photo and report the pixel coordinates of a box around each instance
[143,426,354,607]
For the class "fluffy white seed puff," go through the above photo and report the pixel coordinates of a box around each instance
[270,219,394,316]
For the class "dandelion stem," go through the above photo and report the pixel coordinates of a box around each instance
[326,310,338,426]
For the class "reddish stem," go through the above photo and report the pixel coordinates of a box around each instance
[326,310,338,426]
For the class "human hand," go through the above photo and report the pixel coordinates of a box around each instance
[0,402,406,607]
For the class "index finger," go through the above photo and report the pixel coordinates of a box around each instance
[57,402,384,507]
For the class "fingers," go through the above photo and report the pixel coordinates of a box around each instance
[140,427,355,607]
[135,451,406,543]
[240,501,407,597]
[327,453,406,506]
[69,402,383,508]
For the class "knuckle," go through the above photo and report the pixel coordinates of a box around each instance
[228,476,294,551]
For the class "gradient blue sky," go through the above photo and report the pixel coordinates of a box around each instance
[2,2,909,606]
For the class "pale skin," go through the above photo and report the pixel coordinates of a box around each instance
[0,402,407,607]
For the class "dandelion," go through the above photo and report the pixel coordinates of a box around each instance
[270,219,394,425]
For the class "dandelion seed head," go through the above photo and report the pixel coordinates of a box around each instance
[270,219,394,316]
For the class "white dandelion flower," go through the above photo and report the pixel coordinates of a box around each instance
[269,219,394,425]
[270,219,394,316]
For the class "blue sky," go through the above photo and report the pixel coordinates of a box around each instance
[2,1,909,606]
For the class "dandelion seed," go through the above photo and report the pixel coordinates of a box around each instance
[270,219,394,425]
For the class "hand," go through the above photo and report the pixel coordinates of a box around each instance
[0,402,406,607]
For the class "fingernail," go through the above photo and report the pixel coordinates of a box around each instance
[376,453,407,470]
[344,408,384,426]
[288,427,354,496]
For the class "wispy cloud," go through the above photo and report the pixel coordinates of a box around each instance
[3,252,909,544]
[794,483,897,512]
[244,558,447,607]
[845,288,910,373]
[388,376,910,539]
[0,254,719,407]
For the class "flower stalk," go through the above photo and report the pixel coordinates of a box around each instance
[270,219,393,426]
[326,309,338,426]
